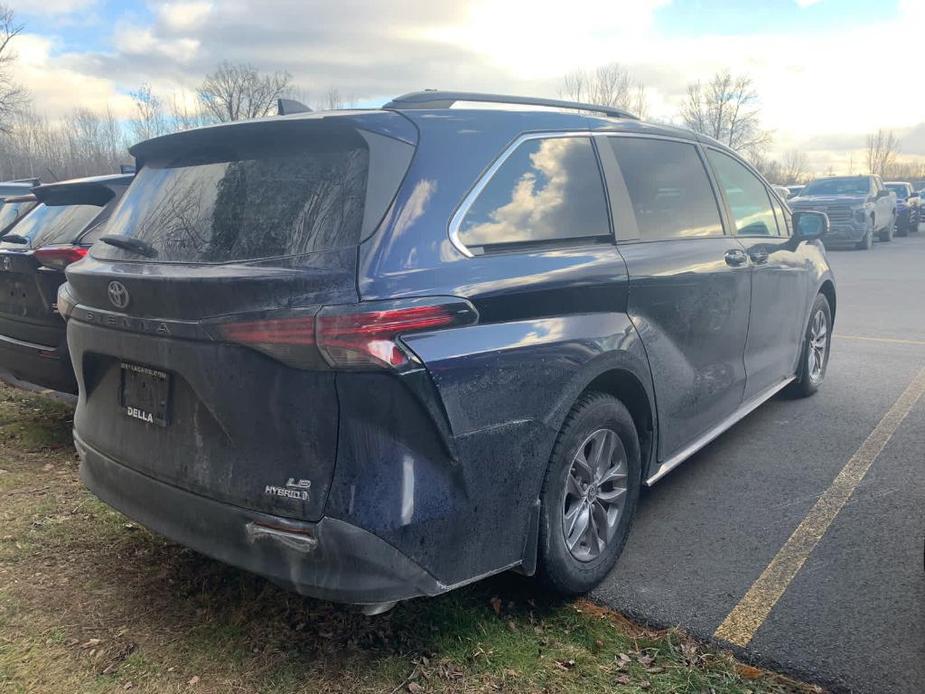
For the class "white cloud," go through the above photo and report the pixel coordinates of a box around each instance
[7,0,98,16]
[155,2,213,31]
[13,33,134,118]
[9,0,925,175]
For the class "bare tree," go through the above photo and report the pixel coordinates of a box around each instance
[781,150,808,184]
[197,61,292,122]
[320,86,343,111]
[129,83,168,143]
[681,70,771,160]
[168,90,214,131]
[865,129,899,177]
[560,63,648,118]
[0,4,26,133]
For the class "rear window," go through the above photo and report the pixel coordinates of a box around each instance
[0,203,101,249]
[93,132,374,263]
[0,200,37,233]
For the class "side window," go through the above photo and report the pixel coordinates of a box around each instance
[707,150,779,236]
[770,195,790,237]
[608,138,723,240]
[457,136,611,252]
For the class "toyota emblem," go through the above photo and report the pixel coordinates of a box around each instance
[107,281,130,309]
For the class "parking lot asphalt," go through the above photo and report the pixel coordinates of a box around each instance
[593,230,925,693]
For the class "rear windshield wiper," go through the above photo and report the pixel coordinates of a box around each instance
[0,234,28,244]
[100,235,158,258]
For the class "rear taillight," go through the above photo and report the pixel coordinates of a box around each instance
[34,245,88,270]
[214,298,477,370]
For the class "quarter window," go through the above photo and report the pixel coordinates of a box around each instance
[707,150,779,236]
[607,138,724,240]
[457,136,611,252]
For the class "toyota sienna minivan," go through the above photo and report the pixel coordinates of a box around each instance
[61,92,835,612]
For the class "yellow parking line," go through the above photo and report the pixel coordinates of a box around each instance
[838,334,925,346]
[714,367,925,647]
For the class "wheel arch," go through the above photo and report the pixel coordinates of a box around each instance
[581,369,655,482]
[818,279,836,325]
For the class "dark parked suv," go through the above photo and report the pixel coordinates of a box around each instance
[62,92,836,612]
[0,175,132,392]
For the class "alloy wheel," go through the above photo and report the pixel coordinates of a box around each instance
[807,309,828,384]
[562,429,628,562]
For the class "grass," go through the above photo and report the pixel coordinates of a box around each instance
[0,381,821,693]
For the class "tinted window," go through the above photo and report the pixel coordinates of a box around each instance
[801,177,871,196]
[0,203,101,249]
[707,150,779,236]
[770,195,790,237]
[457,137,610,250]
[608,138,723,240]
[94,137,371,263]
[886,184,908,199]
[0,200,37,233]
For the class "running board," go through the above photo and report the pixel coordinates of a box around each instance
[645,377,795,486]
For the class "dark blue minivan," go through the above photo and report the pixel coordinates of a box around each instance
[61,92,835,612]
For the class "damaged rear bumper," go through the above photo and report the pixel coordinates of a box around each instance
[75,432,447,605]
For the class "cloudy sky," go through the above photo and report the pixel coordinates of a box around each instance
[8,0,925,173]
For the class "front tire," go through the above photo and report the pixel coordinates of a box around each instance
[787,293,832,398]
[538,393,641,595]
[856,224,874,250]
[878,215,894,242]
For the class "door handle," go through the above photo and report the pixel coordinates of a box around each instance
[724,249,748,267]
[748,247,769,264]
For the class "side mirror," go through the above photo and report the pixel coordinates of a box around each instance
[792,210,828,241]
[910,191,920,199]
[876,189,892,199]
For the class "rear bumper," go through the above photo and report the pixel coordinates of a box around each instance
[0,331,76,393]
[76,432,447,605]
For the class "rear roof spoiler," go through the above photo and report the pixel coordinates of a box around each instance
[2,194,36,204]
[32,174,134,207]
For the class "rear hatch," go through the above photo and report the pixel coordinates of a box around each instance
[65,112,417,521]
[0,201,103,348]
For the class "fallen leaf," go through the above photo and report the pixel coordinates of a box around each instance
[489,597,502,615]
[188,675,200,686]
[554,659,576,671]
[123,683,133,690]
[615,674,632,685]
[80,638,102,649]
[407,683,424,693]
[736,664,765,680]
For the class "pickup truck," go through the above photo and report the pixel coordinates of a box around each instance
[884,181,920,236]
[789,175,896,250]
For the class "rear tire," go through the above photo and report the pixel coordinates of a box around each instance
[537,393,641,595]
[787,293,832,398]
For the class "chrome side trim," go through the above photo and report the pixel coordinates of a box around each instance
[0,332,56,353]
[645,377,795,486]
[447,131,595,258]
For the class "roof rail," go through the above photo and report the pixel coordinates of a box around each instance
[382,91,639,120]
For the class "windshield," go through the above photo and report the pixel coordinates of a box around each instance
[0,203,102,249]
[0,199,38,233]
[801,178,870,196]
[885,184,908,199]
[93,135,371,264]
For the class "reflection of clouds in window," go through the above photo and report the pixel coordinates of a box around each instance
[459,137,609,247]
[96,147,368,262]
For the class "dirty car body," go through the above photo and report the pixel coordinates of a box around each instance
[0,176,132,392]
[64,95,836,607]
